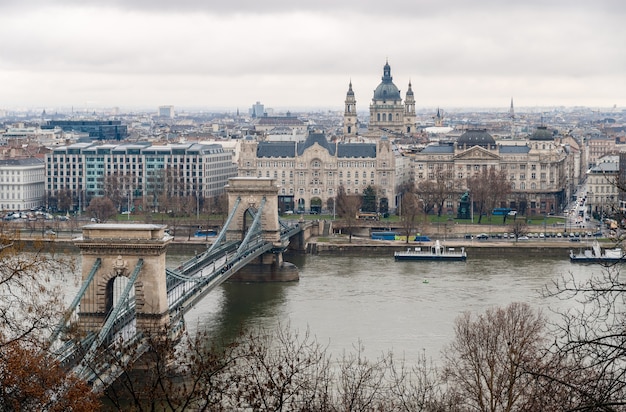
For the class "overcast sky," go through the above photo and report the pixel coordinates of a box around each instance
[1,0,624,112]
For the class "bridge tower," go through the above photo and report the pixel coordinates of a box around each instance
[225,177,298,281]
[74,224,172,334]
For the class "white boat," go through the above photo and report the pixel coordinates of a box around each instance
[569,240,624,263]
[394,240,467,261]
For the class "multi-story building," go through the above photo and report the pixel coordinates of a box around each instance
[249,101,265,118]
[411,128,569,216]
[43,120,128,141]
[343,60,416,138]
[45,142,237,212]
[587,154,619,219]
[253,114,307,135]
[0,158,45,211]
[587,134,616,169]
[238,131,408,213]
[158,105,175,118]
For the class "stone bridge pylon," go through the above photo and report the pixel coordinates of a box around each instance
[74,224,172,334]
[225,177,298,281]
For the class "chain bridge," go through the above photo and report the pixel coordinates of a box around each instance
[47,178,316,392]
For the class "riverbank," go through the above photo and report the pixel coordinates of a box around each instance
[15,230,598,260]
[305,234,593,259]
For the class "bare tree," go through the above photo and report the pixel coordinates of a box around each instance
[399,191,422,243]
[57,189,73,213]
[431,168,456,217]
[543,265,626,410]
[416,180,437,215]
[510,221,529,240]
[86,197,117,222]
[442,302,558,412]
[104,173,124,212]
[336,185,362,243]
[0,236,100,410]
[467,166,510,224]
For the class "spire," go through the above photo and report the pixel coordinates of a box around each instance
[509,97,515,119]
[406,80,414,96]
[382,60,392,82]
[347,79,354,96]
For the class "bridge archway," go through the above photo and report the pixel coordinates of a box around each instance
[241,207,258,241]
[104,270,137,315]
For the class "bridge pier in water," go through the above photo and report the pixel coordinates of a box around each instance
[229,252,299,282]
[74,224,172,335]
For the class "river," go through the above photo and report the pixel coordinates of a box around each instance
[168,251,597,365]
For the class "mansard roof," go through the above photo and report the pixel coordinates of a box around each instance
[336,143,377,158]
[499,145,530,154]
[253,132,377,159]
[297,132,335,156]
[0,157,44,167]
[256,116,305,126]
[421,144,454,154]
[256,142,297,158]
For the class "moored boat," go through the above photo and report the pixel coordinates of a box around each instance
[394,240,467,261]
[569,240,625,263]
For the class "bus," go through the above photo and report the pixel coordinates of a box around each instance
[194,229,217,238]
[357,212,379,221]
[492,208,513,216]
[371,231,396,240]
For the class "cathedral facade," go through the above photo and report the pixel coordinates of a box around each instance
[344,61,416,138]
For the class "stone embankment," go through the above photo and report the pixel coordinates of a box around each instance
[306,236,579,259]
[15,228,585,260]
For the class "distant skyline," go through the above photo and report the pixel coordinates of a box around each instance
[1,1,624,112]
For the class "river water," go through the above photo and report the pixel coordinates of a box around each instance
[169,251,597,365]
[55,249,598,365]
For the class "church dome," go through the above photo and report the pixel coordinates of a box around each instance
[373,61,401,101]
[529,126,554,141]
[457,129,495,147]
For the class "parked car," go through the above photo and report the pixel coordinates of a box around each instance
[476,233,489,240]
[517,236,530,241]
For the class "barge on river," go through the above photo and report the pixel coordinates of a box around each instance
[394,240,467,262]
[570,240,625,263]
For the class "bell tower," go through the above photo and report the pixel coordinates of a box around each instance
[343,81,357,137]
[404,81,416,134]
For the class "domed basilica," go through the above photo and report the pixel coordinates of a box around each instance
[344,60,416,138]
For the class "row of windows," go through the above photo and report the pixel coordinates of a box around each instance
[252,160,382,169]
[417,163,555,171]
[511,182,541,190]
[375,113,401,122]
[0,190,44,200]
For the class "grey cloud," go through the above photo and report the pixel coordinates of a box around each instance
[2,0,625,16]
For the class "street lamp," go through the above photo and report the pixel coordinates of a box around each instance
[196,189,200,220]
